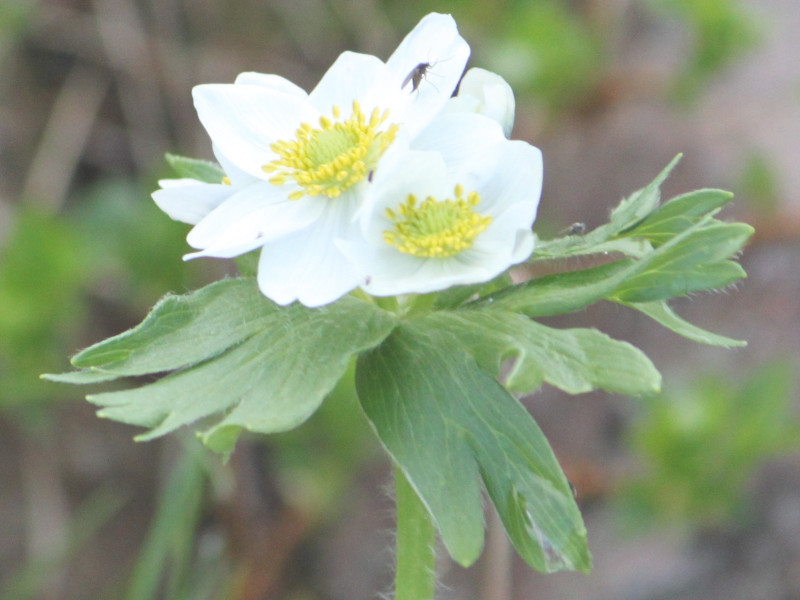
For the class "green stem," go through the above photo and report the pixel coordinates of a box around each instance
[394,466,437,600]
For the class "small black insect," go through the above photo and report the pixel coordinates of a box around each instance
[558,222,586,236]
[402,62,433,92]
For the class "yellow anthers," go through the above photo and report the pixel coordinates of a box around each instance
[221,176,232,185]
[383,186,492,258]
[262,101,397,200]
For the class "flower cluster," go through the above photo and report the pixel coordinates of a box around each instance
[153,13,542,307]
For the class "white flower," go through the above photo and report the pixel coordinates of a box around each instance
[173,13,469,307]
[339,113,542,296]
[445,68,516,137]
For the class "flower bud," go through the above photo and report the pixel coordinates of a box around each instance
[446,67,515,137]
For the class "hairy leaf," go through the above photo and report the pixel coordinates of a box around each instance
[356,322,591,573]
[47,279,396,454]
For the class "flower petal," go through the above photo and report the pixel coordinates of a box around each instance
[473,139,543,218]
[193,84,318,179]
[412,112,506,178]
[309,51,391,113]
[256,196,363,307]
[346,239,496,297]
[384,13,470,137]
[152,179,233,225]
[234,72,308,98]
[185,182,325,258]
[212,145,258,188]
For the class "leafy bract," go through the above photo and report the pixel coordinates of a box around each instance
[46,278,397,454]
[356,322,591,572]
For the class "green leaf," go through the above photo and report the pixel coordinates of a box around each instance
[70,279,275,375]
[614,261,746,303]
[630,189,734,245]
[472,260,633,317]
[356,322,591,572]
[416,310,661,396]
[623,301,746,347]
[612,222,753,302]
[53,279,396,454]
[165,153,225,184]
[43,370,121,385]
[609,154,681,232]
[494,213,751,317]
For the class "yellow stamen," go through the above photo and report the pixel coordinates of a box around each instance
[383,185,492,258]
[262,100,397,200]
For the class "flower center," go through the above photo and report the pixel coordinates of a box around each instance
[383,185,492,258]
[262,101,398,201]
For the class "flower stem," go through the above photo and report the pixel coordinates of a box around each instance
[394,465,437,600]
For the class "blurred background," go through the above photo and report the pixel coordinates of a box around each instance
[1,0,799,598]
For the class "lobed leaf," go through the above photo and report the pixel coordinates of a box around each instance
[70,278,275,375]
[356,322,591,573]
[416,310,661,396]
[50,279,397,454]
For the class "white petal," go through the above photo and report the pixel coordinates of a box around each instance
[193,84,318,179]
[384,13,470,138]
[511,227,535,263]
[185,182,325,258]
[152,179,233,225]
[256,196,363,307]
[473,140,542,219]
[309,51,390,113]
[212,145,258,187]
[183,235,266,261]
[353,243,494,297]
[471,202,536,265]
[234,72,308,98]
[156,178,202,189]
[412,112,505,178]
[446,68,516,137]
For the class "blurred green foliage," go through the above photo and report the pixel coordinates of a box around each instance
[486,0,604,110]
[71,178,204,305]
[0,179,201,408]
[650,0,760,101]
[0,209,88,406]
[0,0,35,39]
[738,151,781,215]
[621,361,800,528]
